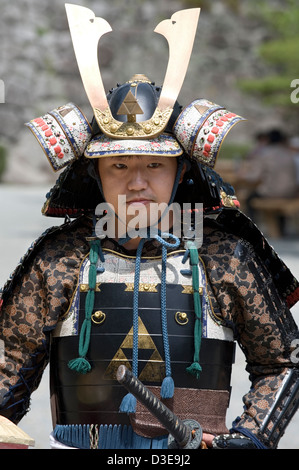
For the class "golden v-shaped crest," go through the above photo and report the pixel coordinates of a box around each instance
[65,4,201,139]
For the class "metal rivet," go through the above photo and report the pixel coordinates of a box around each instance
[126,127,134,136]
[110,123,118,133]
[175,311,189,325]
[91,310,106,325]
[144,124,152,134]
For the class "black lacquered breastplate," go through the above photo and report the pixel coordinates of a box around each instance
[50,249,234,428]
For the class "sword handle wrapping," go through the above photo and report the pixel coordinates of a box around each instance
[116,365,202,449]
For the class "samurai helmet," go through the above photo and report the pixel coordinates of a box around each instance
[25,4,245,217]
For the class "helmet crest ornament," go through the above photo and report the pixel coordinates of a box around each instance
[65,3,201,139]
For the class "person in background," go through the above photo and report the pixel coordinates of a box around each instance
[289,136,299,193]
[240,129,298,233]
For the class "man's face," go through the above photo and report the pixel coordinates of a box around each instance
[98,155,181,239]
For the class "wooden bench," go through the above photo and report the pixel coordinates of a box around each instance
[250,197,299,238]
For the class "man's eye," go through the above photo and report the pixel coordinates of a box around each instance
[148,162,161,168]
[114,163,127,169]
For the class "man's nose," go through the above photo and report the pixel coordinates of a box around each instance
[127,169,148,191]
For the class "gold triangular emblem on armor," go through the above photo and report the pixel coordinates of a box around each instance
[104,317,165,382]
[117,90,144,120]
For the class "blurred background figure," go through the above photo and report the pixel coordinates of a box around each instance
[238,129,298,236]
[245,131,270,161]
[289,136,299,191]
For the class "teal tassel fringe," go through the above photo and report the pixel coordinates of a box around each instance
[186,361,202,379]
[185,241,203,380]
[119,393,137,413]
[161,376,174,399]
[68,357,92,374]
[68,239,100,375]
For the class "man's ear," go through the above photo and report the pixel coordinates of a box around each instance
[179,162,187,183]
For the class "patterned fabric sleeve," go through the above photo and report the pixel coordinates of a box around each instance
[0,221,89,423]
[202,227,299,448]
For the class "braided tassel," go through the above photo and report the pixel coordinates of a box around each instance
[156,232,180,399]
[68,239,100,374]
[119,239,145,413]
[186,241,202,379]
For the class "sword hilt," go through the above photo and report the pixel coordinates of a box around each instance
[116,365,202,449]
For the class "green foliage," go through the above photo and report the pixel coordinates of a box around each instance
[259,38,299,76]
[253,0,299,39]
[238,75,295,106]
[218,142,250,160]
[36,27,50,37]
[238,0,299,109]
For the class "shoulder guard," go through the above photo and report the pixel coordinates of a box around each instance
[0,216,86,309]
[25,103,92,172]
[213,209,299,309]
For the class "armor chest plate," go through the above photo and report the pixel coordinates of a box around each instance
[50,248,234,428]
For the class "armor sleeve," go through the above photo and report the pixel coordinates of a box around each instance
[0,219,89,423]
[203,230,299,448]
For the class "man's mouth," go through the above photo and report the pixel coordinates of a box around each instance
[126,198,153,206]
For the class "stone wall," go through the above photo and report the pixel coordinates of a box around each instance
[0,0,287,182]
